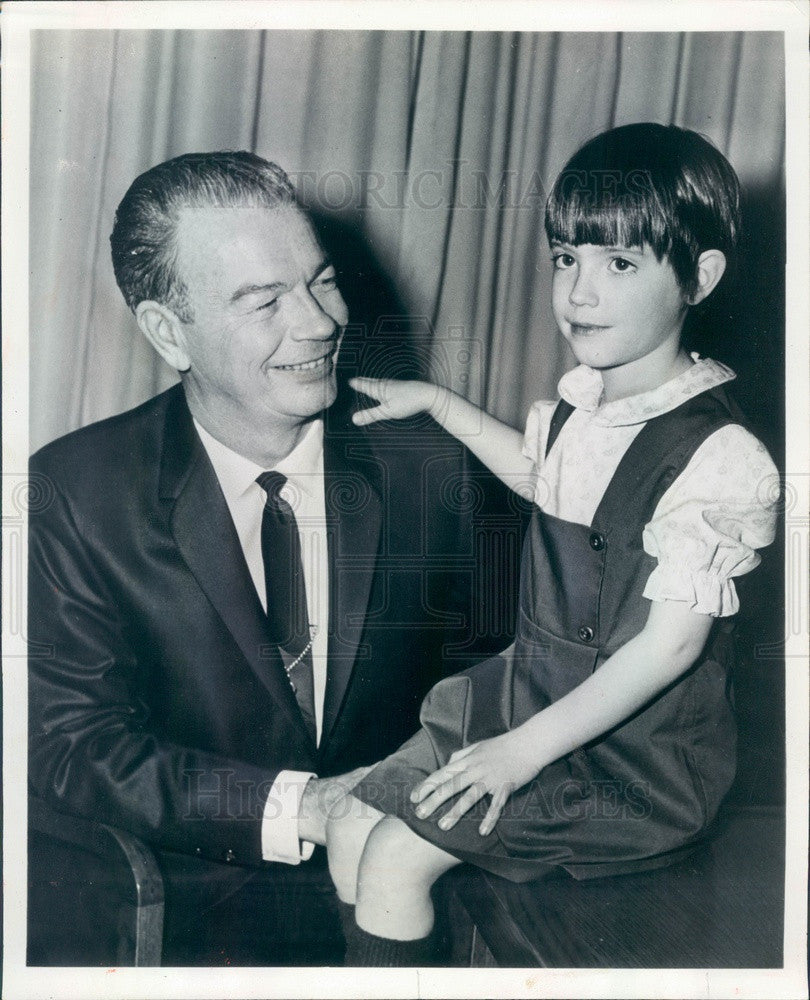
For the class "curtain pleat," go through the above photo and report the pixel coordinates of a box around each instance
[727,33,785,183]
[614,34,683,124]
[30,30,119,436]
[165,32,262,154]
[29,29,785,453]
[359,33,416,279]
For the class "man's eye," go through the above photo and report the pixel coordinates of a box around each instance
[314,274,338,290]
[257,298,279,312]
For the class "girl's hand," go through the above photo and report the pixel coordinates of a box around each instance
[349,377,444,426]
[410,730,539,836]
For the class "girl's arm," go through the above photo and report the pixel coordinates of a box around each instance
[350,377,534,497]
[411,599,714,835]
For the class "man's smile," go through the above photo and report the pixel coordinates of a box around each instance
[268,346,338,373]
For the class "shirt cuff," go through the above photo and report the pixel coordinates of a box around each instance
[261,770,317,864]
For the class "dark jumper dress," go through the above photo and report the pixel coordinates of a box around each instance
[352,385,746,883]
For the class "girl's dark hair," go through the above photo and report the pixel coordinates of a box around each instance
[110,151,297,321]
[544,123,741,299]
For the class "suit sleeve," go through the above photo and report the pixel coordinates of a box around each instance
[28,475,276,868]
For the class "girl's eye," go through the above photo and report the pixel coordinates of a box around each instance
[552,253,575,269]
[313,273,338,291]
[610,257,635,273]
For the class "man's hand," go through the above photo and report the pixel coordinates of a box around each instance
[409,730,540,837]
[297,767,372,845]
[349,377,445,426]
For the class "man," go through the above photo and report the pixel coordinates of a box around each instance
[27,152,523,965]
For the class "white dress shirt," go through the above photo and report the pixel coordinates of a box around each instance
[194,418,328,865]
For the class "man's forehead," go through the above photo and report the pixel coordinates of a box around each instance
[174,202,322,290]
[175,201,310,243]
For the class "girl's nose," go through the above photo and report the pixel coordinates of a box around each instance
[568,267,599,308]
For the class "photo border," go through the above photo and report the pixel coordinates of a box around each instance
[3,3,807,998]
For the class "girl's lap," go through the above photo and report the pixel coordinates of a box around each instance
[353,738,599,883]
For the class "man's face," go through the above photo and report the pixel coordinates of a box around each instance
[173,203,348,442]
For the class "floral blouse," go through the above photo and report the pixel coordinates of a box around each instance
[522,356,779,617]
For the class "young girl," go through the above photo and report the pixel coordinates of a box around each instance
[325,122,779,966]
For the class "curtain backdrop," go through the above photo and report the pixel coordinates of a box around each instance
[29,30,785,454]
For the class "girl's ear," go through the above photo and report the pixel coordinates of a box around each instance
[135,301,192,373]
[689,250,727,305]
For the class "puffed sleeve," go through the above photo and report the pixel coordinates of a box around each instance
[642,425,779,617]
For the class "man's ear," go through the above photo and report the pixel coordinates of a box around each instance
[689,250,727,305]
[135,301,191,372]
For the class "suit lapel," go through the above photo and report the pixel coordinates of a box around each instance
[321,417,383,743]
[158,388,309,740]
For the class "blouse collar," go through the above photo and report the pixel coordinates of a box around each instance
[557,354,736,427]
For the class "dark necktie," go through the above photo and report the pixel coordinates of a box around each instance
[256,471,316,743]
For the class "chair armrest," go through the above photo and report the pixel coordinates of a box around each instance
[28,796,165,965]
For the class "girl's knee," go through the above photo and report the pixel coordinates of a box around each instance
[325,792,381,849]
[358,816,458,891]
[354,818,461,938]
[361,815,412,860]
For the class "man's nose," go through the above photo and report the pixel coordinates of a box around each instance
[568,266,599,308]
[289,288,339,340]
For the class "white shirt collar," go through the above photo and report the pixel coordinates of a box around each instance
[193,418,324,502]
[557,354,737,427]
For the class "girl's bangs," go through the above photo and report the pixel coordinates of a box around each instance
[546,188,667,254]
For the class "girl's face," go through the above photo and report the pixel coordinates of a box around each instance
[549,241,689,388]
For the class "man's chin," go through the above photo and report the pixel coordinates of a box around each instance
[283,376,338,419]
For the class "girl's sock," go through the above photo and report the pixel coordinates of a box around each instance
[345,924,435,967]
[336,897,357,951]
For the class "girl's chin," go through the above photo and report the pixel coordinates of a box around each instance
[569,349,613,369]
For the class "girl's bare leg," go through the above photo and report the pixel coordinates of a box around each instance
[325,793,385,904]
[355,815,461,940]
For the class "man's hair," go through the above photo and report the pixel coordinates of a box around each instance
[544,123,741,299]
[110,151,298,321]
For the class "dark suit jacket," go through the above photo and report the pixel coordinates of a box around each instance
[28,384,525,874]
